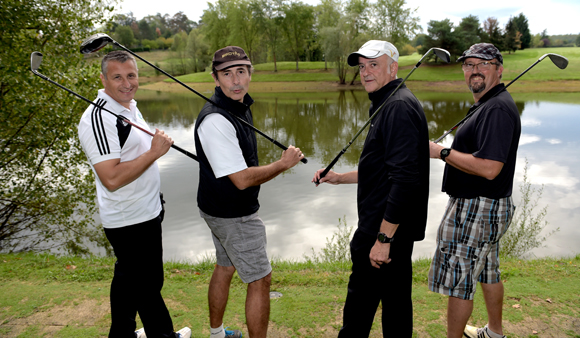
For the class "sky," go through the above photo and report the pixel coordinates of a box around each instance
[113,0,580,36]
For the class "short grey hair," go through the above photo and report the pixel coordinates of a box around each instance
[101,50,138,79]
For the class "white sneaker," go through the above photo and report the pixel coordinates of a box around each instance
[135,328,146,338]
[176,326,192,338]
[464,324,506,338]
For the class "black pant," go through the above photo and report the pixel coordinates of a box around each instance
[338,229,415,338]
[104,214,175,338]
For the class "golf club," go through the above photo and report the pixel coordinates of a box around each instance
[80,33,307,164]
[315,47,451,184]
[30,51,198,161]
[434,53,569,143]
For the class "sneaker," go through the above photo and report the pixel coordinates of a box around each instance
[224,327,242,338]
[176,326,192,338]
[135,328,146,338]
[464,324,505,338]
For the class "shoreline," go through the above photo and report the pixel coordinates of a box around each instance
[140,79,580,93]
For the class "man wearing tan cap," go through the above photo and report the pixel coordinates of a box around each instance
[313,40,429,337]
[194,46,304,338]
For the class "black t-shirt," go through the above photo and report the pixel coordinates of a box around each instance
[357,79,430,241]
[442,84,521,199]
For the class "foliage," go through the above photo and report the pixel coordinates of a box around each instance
[370,0,421,50]
[420,19,463,61]
[504,16,520,54]
[500,159,558,258]
[187,28,211,73]
[514,13,531,49]
[457,15,483,52]
[0,0,115,254]
[279,0,316,70]
[114,25,136,47]
[304,216,353,268]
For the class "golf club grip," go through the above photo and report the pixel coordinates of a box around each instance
[269,139,308,164]
[315,151,343,185]
[171,144,198,161]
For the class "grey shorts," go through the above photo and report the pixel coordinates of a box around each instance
[200,210,272,284]
[428,196,515,300]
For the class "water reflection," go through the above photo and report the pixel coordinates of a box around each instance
[132,89,580,262]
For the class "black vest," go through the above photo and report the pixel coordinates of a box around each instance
[194,87,260,218]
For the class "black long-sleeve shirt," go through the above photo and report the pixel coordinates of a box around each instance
[357,79,430,241]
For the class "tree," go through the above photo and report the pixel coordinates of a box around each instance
[576,35,580,47]
[201,0,234,54]
[171,31,189,75]
[514,13,531,49]
[138,19,156,41]
[370,0,421,49]
[342,0,372,84]
[114,25,136,48]
[503,17,519,53]
[280,1,316,71]
[421,19,462,61]
[168,11,195,34]
[255,0,285,72]
[0,0,115,254]
[457,15,482,52]
[483,17,504,50]
[187,28,211,73]
[316,0,342,70]
[229,0,261,63]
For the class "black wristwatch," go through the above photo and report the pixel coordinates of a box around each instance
[377,232,394,244]
[440,148,452,162]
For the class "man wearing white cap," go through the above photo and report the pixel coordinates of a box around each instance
[313,40,430,337]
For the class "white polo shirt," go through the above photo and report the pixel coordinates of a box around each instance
[197,113,248,178]
[78,89,161,228]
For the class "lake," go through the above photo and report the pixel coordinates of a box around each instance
[119,88,580,262]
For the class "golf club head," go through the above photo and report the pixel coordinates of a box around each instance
[80,33,113,54]
[545,53,569,69]
[432,48,451,63]
[31,51,43,72]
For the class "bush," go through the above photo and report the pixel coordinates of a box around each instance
[304,216,353,266]
[400,44,416,56]
[500,159,558,258]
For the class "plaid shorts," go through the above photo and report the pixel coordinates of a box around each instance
[428,196,515,300]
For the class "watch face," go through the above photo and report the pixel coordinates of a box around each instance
[378,233,386,242]
[441,149,450,156]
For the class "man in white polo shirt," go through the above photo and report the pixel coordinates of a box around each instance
[194,46,304,338]
[78,50,190,338]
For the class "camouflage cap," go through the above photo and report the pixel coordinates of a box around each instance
[457,43,503,64]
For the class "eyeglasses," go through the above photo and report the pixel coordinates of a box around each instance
[461,61,501,72]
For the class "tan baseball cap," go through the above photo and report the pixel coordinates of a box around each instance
[212,46,252,71]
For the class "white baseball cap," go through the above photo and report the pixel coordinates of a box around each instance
[347,40,399,66]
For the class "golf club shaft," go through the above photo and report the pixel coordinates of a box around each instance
[434,56,549,143]
[31,70,198,161]
[316,51,438,183]
[110,41,308,164]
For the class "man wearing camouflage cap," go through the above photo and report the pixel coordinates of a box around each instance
[428,43,521,338]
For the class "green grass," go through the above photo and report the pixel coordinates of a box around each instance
[1,253,579,337]
[161,47,580,84]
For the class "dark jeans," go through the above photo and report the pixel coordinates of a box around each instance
[338,229,415,338]
[104,214,175,338]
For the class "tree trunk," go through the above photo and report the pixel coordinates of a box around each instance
[295,54,299,71]
[349,69,360,85]
[274,51,277,72]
